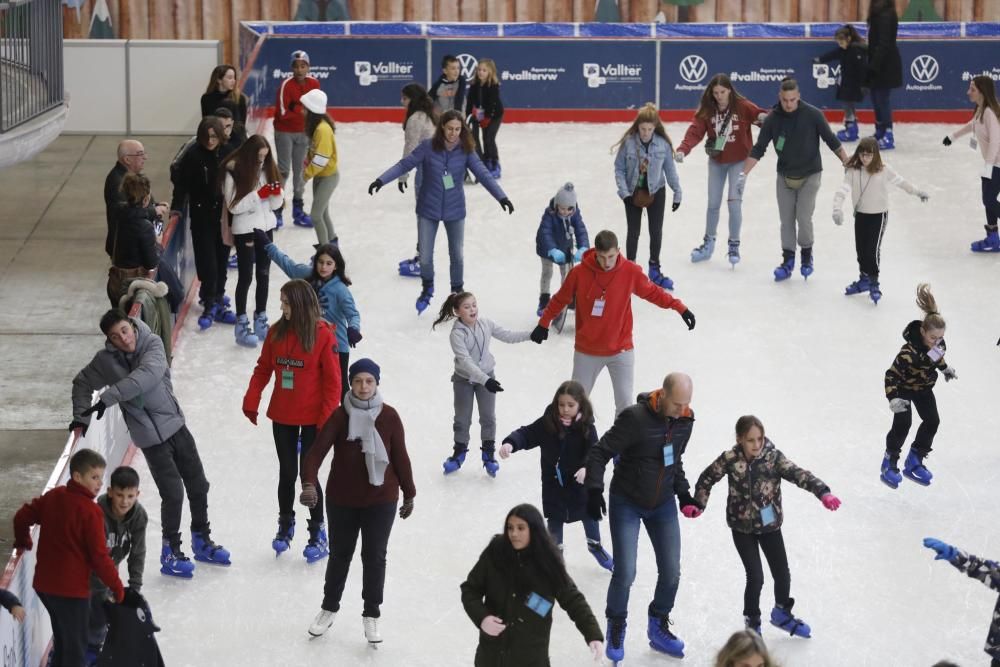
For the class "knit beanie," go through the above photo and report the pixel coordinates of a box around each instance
[348,358,381,385]
[554,182,577,209]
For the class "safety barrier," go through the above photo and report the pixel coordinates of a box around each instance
[0,0,63,133]
[239,20,1000,124]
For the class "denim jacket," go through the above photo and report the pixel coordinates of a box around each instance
[614,133,682,202]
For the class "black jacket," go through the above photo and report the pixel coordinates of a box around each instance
[466,81,504,119]
[586,389,696,509]
[817,43,868,102]
[429,73,467,112]
[461,536,603,667]
[169,141,222,225]
[867,9,903,89]
[200,90,248,144]
[104,163,158,258]
[502,408,598,523]
[884,320,949,399]
[749,101,841,178]
[110,205,160,270]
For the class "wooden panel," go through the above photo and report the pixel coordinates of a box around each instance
[717,0,744,22]
[375,0,404,19]
[148,0,175,39]
[404,0,435,20]
[123,0,150,39]
[434,0,460,20]
[690,0,717,21]
[174,0,196,40]
[545,0,575,21]
[933,0,947,17]
[769,0,799,22]
[62,4,92,39]
[347,0,373,19]
[619,0,631,21]
[743,0,770,21]
[260,1,292,21]
[976,0,1000,20]
[828,0,860,22]
[629,0,658,21]
[514,0,545,21]
[458,0,484,21]
[485,2,515,20]
[574,0,594,21]
[798,0,829,21]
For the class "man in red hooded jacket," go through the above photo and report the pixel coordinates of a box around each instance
[532,230,696,416]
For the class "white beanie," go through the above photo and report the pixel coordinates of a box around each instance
[554,182,577,209]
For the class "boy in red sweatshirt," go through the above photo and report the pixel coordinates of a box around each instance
[13,448,125,667]
[274,49,321,227]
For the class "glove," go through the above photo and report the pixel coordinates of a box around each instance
[81,401,106,421]
[269,182,283,198]
[399,497,414,519]
[347,327,362,348]
[923,537,958,561]
[574,467,586,484]
[368,179,383,195]
[671,201,681,212]
[253,228,271,248]
[256,183,273,199]
[587,489,607,522]
[69,420,88,437]
[243,409,257,425]
[530,325,548,344]
[736,172,746,196]
[484,378,503,393]
[547,248,566,264]
[673,151,684,163]
[498,442,514,459]
[821,493,841,511]
[480,615,506,637]
[680,309,696,331]
[122,587,143,608]
[889,397,910,413]
[680,505,702,518]
[299,483,318,508]
[574,247,585,262]
[833,209,844,226]
[397,180,408,193]
[942,366,957,382]
[479,117,491,129]
[942,136,952,146]
[499,198,514,214]
[916,190,930,202]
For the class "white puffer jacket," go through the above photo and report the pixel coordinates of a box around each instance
[223,168,281,236]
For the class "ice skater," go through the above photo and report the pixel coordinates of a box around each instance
[693,415,841,638]
[466,57,504,179]
[429,54,467,115]
[299,89,340,246]
[498,380,612,570]
[433,291,531,477]
[833,136,928,303]
[815,25,868,142]
[273,49,320,228]
[396,82,437,277]
[534,182,588,316]
[881,283,957,488]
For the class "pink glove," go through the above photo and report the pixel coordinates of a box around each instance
[680,505,702,519]
[821,493,841,511]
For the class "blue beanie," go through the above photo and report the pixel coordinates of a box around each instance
[348,358,381,384]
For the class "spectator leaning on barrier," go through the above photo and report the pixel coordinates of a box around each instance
[274,49,320,229]
[70,309,232,580]
[107,173,161,309]
[213,107,241,156]
[201,64,248,145]
[740,77,848,283]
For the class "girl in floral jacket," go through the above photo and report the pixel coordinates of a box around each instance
[693,415,840,638]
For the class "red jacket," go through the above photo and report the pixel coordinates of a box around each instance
[243,321,341,427]
[302,404,417,508]
[677,97,768,164]
[13,479,125,601]
[274,76,321,133]
[539,249,687,356]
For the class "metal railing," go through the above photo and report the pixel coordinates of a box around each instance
[0,0,63,133]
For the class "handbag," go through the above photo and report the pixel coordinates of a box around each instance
[705,107,734,159]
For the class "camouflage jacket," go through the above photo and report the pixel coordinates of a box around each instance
[694,439,830,535]
[884,320,948,399]
[949,550,1000,659]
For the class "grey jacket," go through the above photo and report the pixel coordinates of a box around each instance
[72,318,185,447]
[450,317,530,386]
[90,494,148,593]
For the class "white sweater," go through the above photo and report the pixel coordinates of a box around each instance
[950,109,1000,172]
[399,111,436,184]
[833,164,923,215]
[450,317,530,386]
[223,170,282,235]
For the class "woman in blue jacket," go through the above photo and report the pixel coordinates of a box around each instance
[369,110,514,314]
[254,231,360,385]
[613,103,682,290]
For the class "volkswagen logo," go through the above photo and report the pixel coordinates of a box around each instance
[457,53,479,81]
[679,55,708,84]
[910,55,939,83]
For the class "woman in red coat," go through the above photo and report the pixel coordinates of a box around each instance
[243,279,341,563]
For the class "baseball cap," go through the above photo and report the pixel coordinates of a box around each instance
[291,50,310,65]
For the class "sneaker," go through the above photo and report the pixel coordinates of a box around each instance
[160,540,195,578]
[308,609,336,637]
[363,616,382,645]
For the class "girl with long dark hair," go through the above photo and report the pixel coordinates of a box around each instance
[396,82,438,277]
[200,64,248,145]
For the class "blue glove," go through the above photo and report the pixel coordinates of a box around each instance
[923,537,957,562]
[547,248,566,264]
[574,247,585,262]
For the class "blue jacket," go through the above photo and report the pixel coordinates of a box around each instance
[535,198,589,260]
[377,139,507,222]
[266,244,360,354]
[614,133,682,202]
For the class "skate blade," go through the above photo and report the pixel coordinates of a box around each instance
[903,472,932,486]
[648,641,684,658]
[193,555,232,566]
[159,567,194,579]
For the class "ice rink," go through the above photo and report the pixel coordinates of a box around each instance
[129,119,999,666]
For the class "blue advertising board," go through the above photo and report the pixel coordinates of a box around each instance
[430,40,658,109]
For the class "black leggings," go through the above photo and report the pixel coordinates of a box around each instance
[272,422,324,523]
[624,186,667,264]
[234,229,271,317]
[854,211,887,279]
[323,501,397,617]
[731,529,791,619]
[339,352,349,399]
[983,167,1000,228]
[191,217,230,305]
[885,389,940,458]
[471,114,503,162]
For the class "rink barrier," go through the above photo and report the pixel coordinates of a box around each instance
[0,211,199,667]
[239,20,1000,125]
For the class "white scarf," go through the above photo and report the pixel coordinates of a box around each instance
[342,389,388,486]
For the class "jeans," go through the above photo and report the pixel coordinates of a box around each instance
[141,425,210,546]
[983,166,1000,228]
[870,88,893,134]
[409,166,423,256]
[39,592,89,667]
[572,349,634,417]
[452,374,496,444]
[705,159,744,241]
[548,516,602,546]
[322,501,397,617]
[731,529,791,619]
[311,171,340,246]
[854,211,888,279]
[272,423,323,523]
[234,229,272,317]
[624,186,667,264]
[190,216,229,305]
[418,215,465,290]
[885,388,940,458]
[605,493,681,620]
[274,130,310,200]
[775,172,822,251]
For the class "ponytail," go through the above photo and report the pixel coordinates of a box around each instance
[432,291,475,329]
[915,283,945,330]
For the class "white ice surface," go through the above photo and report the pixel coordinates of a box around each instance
[129,121,1000,667]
